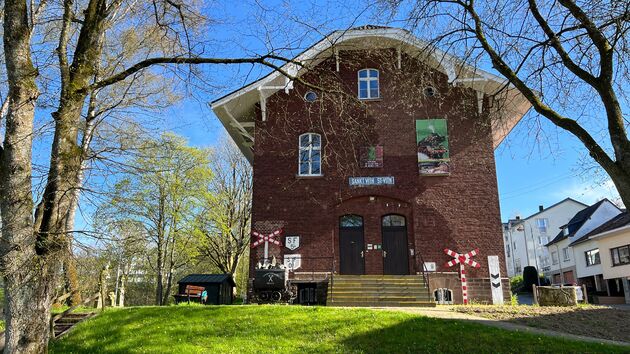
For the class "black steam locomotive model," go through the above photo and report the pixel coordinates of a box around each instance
[252,268,296,303]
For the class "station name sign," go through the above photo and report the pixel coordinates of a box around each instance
[348,176,395,187]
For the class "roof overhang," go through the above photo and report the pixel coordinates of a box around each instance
[211,27,533,163]
[589,224,630,241]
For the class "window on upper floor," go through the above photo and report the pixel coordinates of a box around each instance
[552,251,559,265]
[536,218,549,233]
[611,245,630,266]
[585,249,601,267]
[298,133,322,176]
[506,245,511,258]
[358,69,379,99]
[539,236,549,246]
[562,247,570,261]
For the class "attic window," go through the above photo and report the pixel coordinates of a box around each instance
[358,69,379,99]
[424,86,437,97]
[304,91,318,102]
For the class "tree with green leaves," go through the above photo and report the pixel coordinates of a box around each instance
[195,139,252,286]
[99,133,211,306]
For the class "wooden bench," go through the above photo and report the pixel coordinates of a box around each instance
[173,285,205,304]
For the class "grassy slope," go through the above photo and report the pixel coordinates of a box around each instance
[50,305,626,354]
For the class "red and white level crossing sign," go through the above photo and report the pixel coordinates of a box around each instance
[251,229,283,248]
[444,248,481,305]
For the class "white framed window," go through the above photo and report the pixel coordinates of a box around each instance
[536,218,548,233]
[298,133,322,176]
[585,249,601,266]
[515,258,522,273]
[562,247,570,261]
[538,236,548,246]
[358,69,379,99]
[552,251,559,265]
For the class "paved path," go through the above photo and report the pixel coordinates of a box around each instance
[374,307,630,347]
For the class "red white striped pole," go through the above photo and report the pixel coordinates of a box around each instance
[460,263,468,305]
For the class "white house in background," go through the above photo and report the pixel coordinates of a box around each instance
[544,199,622,285]
[582,212,630,304]
[503,198,587,277]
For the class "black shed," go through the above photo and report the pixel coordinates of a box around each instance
[176,274,235,305]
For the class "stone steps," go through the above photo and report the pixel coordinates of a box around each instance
[53,312,95,338]
[327,275,434,307]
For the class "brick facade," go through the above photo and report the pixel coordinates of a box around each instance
[248,48,509,304]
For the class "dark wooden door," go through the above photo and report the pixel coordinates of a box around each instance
[339,224,365,275]
[382,215,409,275]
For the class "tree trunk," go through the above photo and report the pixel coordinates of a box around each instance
[155,248,164,306]
[118,273,127,307]
[1,0,55,352]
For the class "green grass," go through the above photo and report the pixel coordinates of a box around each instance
[50,305,627,353]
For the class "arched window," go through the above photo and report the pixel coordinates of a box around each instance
[298,133,322,176]
[340,215,363,228]
[358,69,379,99]
[382,214,406,227]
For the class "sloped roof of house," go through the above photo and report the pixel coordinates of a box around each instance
[571,211,630,245]
[546,199,610,246]
[178,274,236,286]
[210,26,533,163]
[503,198,587,227]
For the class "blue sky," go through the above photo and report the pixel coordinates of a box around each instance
[62,0,622,231]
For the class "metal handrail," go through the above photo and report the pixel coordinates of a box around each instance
[414,250,433,301]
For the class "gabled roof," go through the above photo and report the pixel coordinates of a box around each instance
[210,26,533,163]
[546,199,610,246]
[572,212,630,245]
[178,274,235,286]
[503,198,587,227]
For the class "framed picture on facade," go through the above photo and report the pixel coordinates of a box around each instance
[416,119,450,175]
[360,145,383,168]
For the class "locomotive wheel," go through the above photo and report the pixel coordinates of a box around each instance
[271,291,282,302]
[258,291,270,302]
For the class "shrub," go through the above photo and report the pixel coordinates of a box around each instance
[510,275,524,293]
[510,293,519,306]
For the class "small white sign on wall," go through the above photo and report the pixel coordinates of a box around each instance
[285,236,300,251]
[488,255,504,305]
[423,262,436,272]
[284,254,302,271]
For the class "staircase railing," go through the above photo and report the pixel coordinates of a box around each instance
[414,251,433,301]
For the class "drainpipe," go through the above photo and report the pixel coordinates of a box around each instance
[507,227,516,276]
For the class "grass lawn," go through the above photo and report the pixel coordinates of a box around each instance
[50,305,627,353]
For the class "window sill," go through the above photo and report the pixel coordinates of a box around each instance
[358,97,382,102]
[296,174,324,179]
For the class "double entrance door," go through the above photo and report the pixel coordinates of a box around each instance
[339,214,409,275]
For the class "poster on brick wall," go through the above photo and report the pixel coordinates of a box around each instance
[488,255,504,305]
[416,119,450,175]
[360,146,384,168]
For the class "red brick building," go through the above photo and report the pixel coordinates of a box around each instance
[212,26,530,305]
